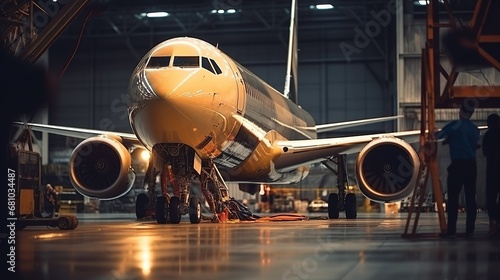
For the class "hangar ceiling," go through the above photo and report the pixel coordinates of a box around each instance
[1,0,479,54]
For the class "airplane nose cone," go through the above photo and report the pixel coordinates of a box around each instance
[128,72,157,105]
[144,69,197,101]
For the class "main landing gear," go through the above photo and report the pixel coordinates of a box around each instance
[323,154,357,219]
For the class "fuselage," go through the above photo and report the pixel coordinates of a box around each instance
[128,37,316,183]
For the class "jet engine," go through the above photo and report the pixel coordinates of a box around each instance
[355,136,420,203]
[69,135,135,200]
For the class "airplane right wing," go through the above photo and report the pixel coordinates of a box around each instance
[272,125,486,203]
[273,130,421,172]
[272,129,423,203]
[313,115,403,133]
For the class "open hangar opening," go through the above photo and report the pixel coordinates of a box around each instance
[7,0,499,215]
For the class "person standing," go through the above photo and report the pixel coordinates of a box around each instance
[44,184,60,217]
[437,105,480,238]
[483,113,500,236]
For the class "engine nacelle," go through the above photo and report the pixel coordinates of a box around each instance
[69,135,135,200]
[355,136,420,203]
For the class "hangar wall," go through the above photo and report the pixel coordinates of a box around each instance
[397,17,500,131]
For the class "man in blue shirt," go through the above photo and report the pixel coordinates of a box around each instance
[436,105,480,238]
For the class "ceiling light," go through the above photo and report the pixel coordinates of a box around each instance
[312,4,334,10]
[211,9,239,14]
[415,0,443,5]
[144,12,170,18]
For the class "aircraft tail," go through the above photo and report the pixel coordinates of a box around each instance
[283,0,298,104]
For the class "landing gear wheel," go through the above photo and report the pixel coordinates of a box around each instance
[345,193,357,219]
[328,193,340,219]
[169,196,182,224]
[189,197,202,224]
[155,196,169,224]
[57,216,73,230]
[135,193,149,219]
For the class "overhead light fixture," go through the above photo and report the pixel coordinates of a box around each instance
[310,4,334,10]
[211,9,239,14]
[415,0,444,5]
[141,11,170,18]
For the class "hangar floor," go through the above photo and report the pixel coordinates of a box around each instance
[16,212,500,280]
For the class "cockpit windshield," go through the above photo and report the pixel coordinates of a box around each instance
[146,55,222,75]
[146,56,171,68]
[173,56,199,67]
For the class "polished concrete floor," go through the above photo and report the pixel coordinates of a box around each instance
[15,212,500,280]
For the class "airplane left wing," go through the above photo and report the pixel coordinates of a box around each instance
[12,122,143,149]
[12,121,143,200]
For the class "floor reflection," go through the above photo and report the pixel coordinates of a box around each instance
[15,213,500,280]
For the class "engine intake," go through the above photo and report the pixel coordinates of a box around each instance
[355,136,420,203]
[69,135,135,200]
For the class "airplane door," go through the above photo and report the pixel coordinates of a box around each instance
[225,59,245,115]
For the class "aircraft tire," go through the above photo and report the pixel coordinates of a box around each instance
[345,193,357,219]
[169,196,182,224]
[328,193,340,219]
[135,193,149,219]
[155,196,168,224]
[189,197,202,224]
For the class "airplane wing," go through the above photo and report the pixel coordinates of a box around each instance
[274,125,487,172]
[273,130,421,171]
[12,122,143,149]
[313,115,403,133]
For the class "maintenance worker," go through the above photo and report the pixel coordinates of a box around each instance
[436,104,480,238]
[44,184,60,217]
[483,113,500,237]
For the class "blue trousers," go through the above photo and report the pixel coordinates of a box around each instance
[446,159,477,234]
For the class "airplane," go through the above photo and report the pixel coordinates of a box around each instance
[15,35,424,224]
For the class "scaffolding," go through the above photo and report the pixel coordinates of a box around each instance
[403,0,500,238]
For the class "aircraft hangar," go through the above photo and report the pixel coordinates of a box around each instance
[2,1,500,279]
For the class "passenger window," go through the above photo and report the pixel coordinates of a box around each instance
[173,56,200,67]
[202,57,216,74]
[210,59,222,74]
[146,56,171,68]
